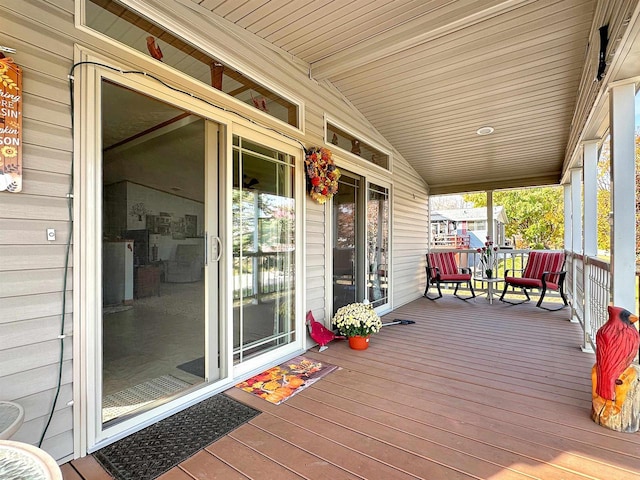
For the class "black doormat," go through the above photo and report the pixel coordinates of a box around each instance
[177,356,204,377]
[93,393,260,480]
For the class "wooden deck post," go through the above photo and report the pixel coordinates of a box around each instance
[592,364,640,432]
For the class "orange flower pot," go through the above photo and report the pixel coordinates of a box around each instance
[348,335,370,350]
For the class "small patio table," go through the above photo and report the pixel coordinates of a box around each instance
[475,277,502,305]
[0,439,62,479]
[0,401,24,440]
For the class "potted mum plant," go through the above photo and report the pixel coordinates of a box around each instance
[332,302,382,350]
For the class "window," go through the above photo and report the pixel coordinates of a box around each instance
[85,0,300,127]
[326,122,389,170]
[467,220,487,231]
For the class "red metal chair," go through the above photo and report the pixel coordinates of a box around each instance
[499,251,568,310]
[424,252,475,300]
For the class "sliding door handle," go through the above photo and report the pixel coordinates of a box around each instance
[204,231,208,265]
[212,236,222,262]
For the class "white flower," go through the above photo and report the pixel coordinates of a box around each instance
[332,302,382,337]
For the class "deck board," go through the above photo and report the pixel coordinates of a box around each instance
[246,412,422,479]
[62,297,640,479]
[177,449,247,479]
[227,422,365,479]
[204,434,302,479]
[68,456,113,479]
[156,467,195,480]
[59,464,83,480]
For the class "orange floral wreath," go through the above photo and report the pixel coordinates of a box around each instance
[304,147,340,205]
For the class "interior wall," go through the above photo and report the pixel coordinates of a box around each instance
[126,182,204,262]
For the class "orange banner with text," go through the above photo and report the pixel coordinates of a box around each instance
[0,56,22,193]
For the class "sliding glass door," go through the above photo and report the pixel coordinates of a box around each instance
[100,80,219,425]
[333,171,390,313]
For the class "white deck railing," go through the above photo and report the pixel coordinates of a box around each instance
[566,252,611,352]
[433,247,544,283]
[431,248,612,352]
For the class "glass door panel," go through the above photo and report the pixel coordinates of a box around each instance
[333,173,390,312]
[333,173,362,313]
[101,80,216,425]
[367,183,389,308]
[232,135,296,364]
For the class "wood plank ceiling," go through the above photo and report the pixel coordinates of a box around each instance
[188,0,598,194]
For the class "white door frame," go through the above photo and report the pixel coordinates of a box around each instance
[74,53,306,455]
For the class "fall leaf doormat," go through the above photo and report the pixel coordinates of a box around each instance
[235,355,339,405]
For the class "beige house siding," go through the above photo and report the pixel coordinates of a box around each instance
[391,156,430,308]
[0,0,76,463]
[0,0,429,462]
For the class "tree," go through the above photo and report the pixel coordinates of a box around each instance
[597,137,611,254]
[463,187,564,249]
[462,128,639,255]
[598,131,639,259]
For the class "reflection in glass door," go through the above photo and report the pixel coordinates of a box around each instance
[333,173,362,313]
[367,183,389,308]
[333,173,390,313]
[100,80,217,425]
[232,136,296,364]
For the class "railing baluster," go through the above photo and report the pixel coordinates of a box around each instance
[567,252,610,352]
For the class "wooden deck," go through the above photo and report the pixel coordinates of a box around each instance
[61,296,640,479]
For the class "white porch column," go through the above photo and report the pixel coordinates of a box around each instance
[564,185,572,250]
[610,82,636,311]
[570,168,582,324]
[582,141,599,350]
[570,169,582,256]
[583,141,599,257]
[486,190,494,242]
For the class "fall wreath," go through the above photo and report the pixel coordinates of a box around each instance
[304,147,340,204]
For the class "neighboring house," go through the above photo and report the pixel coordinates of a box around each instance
[430,206,508,249]
[0,1,429,462]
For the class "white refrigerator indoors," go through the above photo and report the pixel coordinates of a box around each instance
[103,240,134,306]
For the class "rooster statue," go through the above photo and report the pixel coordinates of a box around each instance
[592,305,640,431]
[306,311,344,352]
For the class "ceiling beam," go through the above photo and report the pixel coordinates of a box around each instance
[428,172,562,195]
[309,0,535,81]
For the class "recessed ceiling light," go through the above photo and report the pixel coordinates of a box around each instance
[476,126,494,136]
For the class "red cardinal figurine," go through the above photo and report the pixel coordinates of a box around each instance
[595,305,640,400]
[306,310,344,352]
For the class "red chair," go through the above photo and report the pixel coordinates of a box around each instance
[499,251,568,310]
[424,252,475,300]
